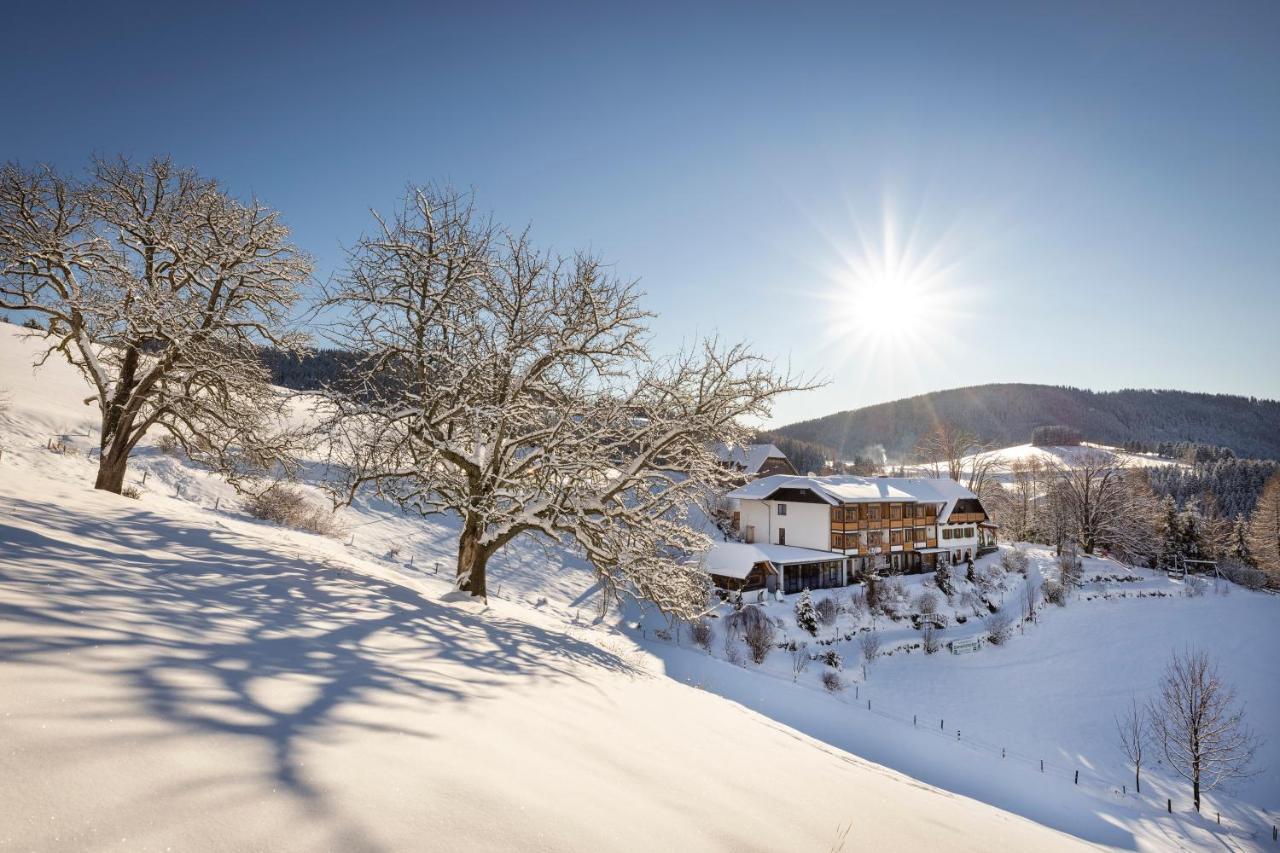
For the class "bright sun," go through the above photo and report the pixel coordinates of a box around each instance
[815,200,973,378]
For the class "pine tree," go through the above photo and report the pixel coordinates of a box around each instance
[935,562,954,597]
[1156,497,1182,568]
[1248,473,1280,586]
[1228,514,1253,565]
[794,589,818,637]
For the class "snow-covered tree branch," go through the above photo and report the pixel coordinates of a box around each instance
[317,185,818,617]
[0,157,311,492]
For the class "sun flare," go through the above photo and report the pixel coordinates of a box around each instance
[813,199,975,380]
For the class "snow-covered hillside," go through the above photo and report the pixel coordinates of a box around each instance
[901,442,1186,488]
[0,323,1094,850]
[2,323,1276,850]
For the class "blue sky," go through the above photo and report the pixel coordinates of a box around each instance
[4,1,1277,425]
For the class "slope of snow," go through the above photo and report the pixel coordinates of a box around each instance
[0,324,1093,850]
[647,548,1279,849]
[4,323,1276,850]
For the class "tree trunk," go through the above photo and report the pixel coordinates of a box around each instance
[1135,767,1141,794]
[94,443,130,494]
[456,514,489,598]
[1193,778,1200,813]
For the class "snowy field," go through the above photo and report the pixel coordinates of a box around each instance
[2,323,1277,850]
[647,550,1280,848]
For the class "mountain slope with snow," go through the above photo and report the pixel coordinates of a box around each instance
[0,323,1093,850]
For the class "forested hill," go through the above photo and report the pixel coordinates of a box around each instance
[774,384,1280,462]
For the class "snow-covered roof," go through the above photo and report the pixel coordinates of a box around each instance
[727,474,978,520]
[702,542,842,578]
[714,442,787,475]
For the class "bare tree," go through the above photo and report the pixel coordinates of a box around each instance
[743,618,777,664]
[858,629,882,664]
[1046,451,1154,557]
[319,186,816,616]
[1248,472,1280,586]
[1022,577,1040,623]
[0,158,310,493]
[1115,697,1149,794]
[912,423,998,490]
[1149,648,1261,812]
[789,641,810,681]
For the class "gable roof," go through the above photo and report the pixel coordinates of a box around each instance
[714,442,789,475]
[727,474,978,521]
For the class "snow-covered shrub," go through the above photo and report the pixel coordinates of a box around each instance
[724,603,768,640]
[1001,548,1029,575]
[847,589,867,620]
[858,629,882,663]
[935,563,954,597]
[691,618,714,652]
[722,632,744,666]
[1058,542,1083,588]
[876,579,909,619]
[794,589,818,636]
[821,649,842,670]
[985,608,1015,645]
[912,590,939,616]
[821,669,845,693]
[743,618,776,664]
[921,622,941,654]
[155,433,182,456]
[1184,575,1207,598]
[121,484,141,500]
[1043,579,1067,606]
[1220,560,1266,591]
[815,596,838,630]
[243,485,338,536]
[790,641,810,680]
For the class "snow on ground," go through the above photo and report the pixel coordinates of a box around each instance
[646,548,1280,849]
[0,324,1092,850]
[3,323,1277,850]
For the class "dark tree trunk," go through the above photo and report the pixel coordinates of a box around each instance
[1135,767,1141,794]
[94,443,130,494]
[456,514,489,598]
[1193,777,1200,813]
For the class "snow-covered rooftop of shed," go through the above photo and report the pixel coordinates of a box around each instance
[702,542,843,578]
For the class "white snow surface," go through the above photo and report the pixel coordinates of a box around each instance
[2,324,1277,850]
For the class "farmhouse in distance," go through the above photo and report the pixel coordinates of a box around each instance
[709,473,996,594]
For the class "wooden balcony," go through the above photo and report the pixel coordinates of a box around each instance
[948,512,986,524]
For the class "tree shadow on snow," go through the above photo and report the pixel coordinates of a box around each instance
[0,495,639,840]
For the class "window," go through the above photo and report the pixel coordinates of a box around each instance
[867,531,883,547]
[831,506,843,523]
[890,503,902,520]
[913,527,927,543]
[904,503,915,519]
[942,528,952,540]
[925,504,937,519]
[831,533,844,550]
[890,529,903,546]
[778,528,786,545]
[777,503,787,516]
[867,504,881,521]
